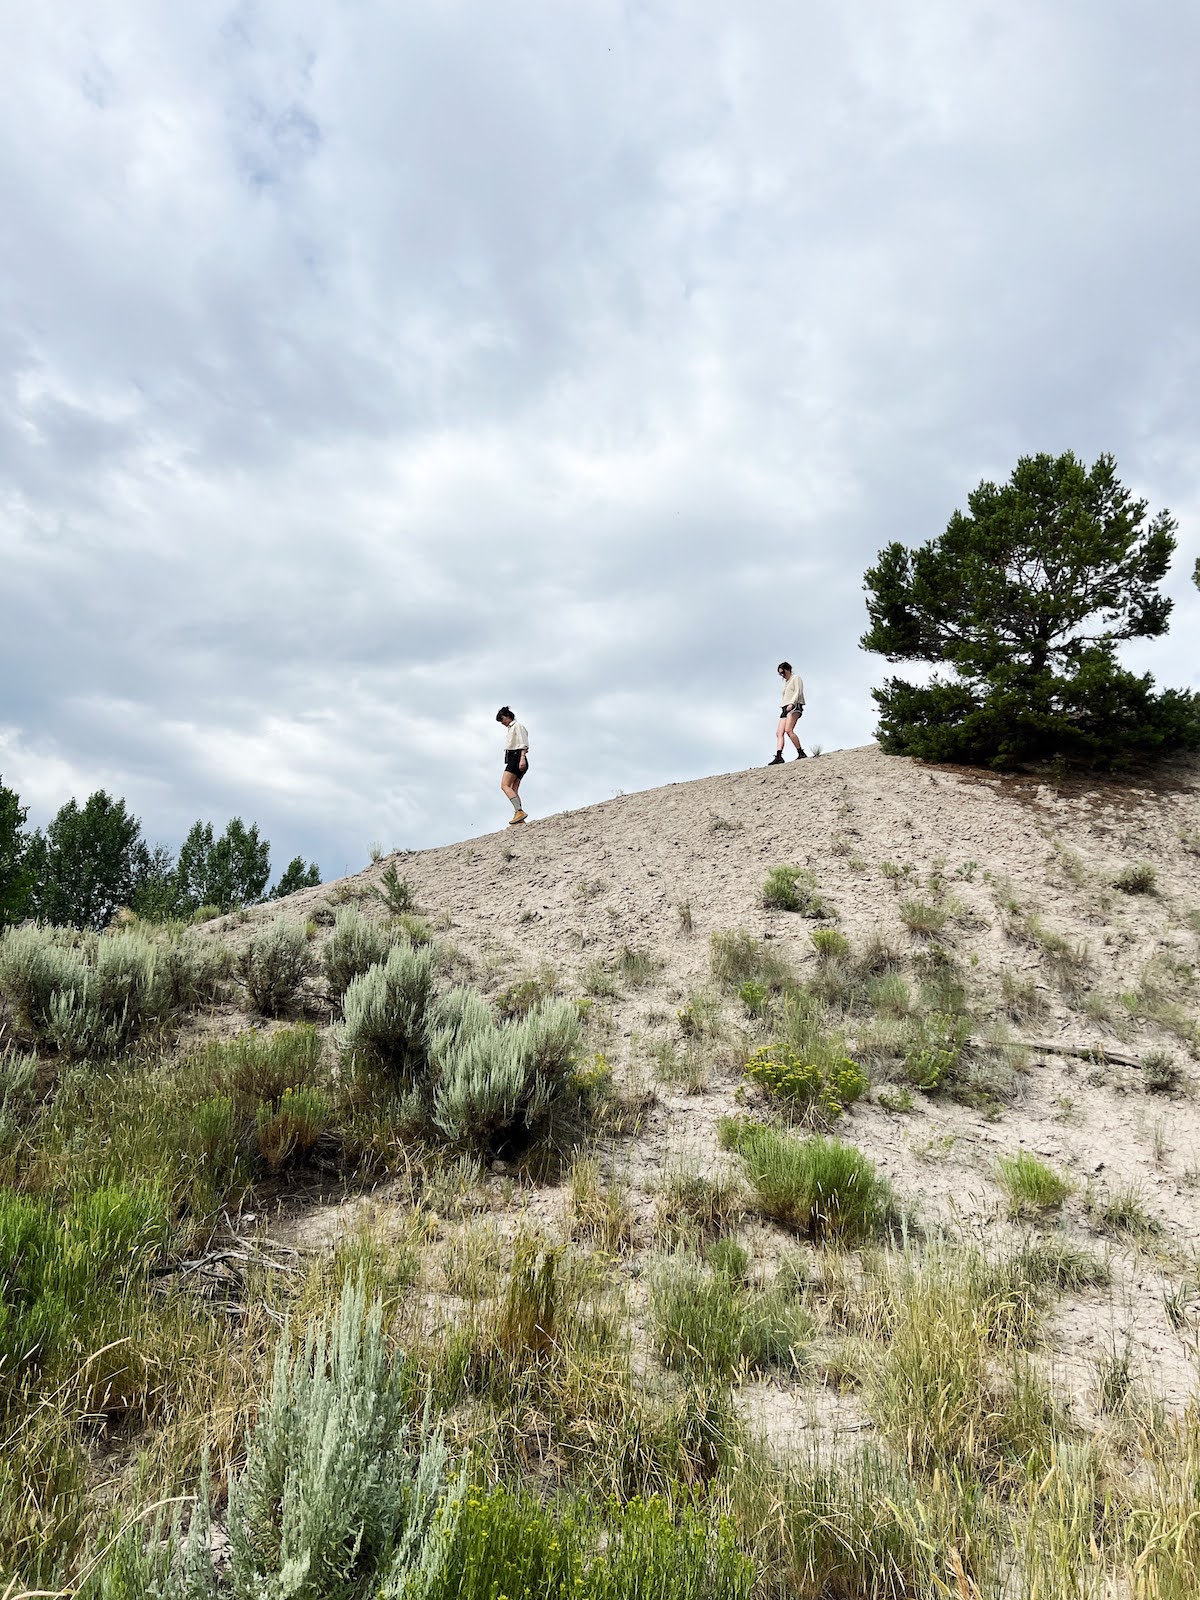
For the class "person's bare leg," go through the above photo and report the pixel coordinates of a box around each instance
[501,772,521,812]
[786,712,806,756]
[775,716,788,754]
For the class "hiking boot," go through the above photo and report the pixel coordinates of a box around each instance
[768,753,784,765]
[509,810,528,825]
[794,748,807,759]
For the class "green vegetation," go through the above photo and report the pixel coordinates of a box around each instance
[761,864,834,917]
[995,1151,1071,1217]
[709,928,792,992]
[235,917,316,1015]
[650,1257,811,1379]
[719,1119,897,1245]
[743,1042,867,1121]
[1113,862,1158,895]
[862,449,1200,767]
[375,862,417,915]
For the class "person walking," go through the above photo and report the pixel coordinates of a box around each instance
[770,662,807,764]
[496,706,530,824]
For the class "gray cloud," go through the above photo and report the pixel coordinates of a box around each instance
[2,0,1198,876]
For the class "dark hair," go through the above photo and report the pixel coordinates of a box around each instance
[495,706,514,723]
[777,661,792,674]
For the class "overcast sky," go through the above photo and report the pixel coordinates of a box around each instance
[2,1,1198,878]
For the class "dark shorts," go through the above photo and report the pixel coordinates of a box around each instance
[504,752,528,776]
[780,704,803,719]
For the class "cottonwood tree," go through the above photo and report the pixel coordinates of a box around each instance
[0,779,35,927]
[861,451,1200,767]
[26,791,148,930]
[269,857,322,899]
[174,818,272,913]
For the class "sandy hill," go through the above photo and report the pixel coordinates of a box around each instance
[225,742,1200,1442]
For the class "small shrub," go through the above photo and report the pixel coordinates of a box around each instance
[1114,862,1157,895]
[903,1010,972,1091]
[617,945,659,987]
[1142,1050,1181,1093]
[676,988,722,1040]
[235,919,315,1015]
[430,995,587,1155]
[374,863,417,914]
[227,1282,454,1600]
[677,900,694,933]
[710,930,792,993]
[810,928,850,962]
[762,865,832,917]
[496,968,558,1019]
[738,979,769,1017]
[581,958,622,999]
[995,1151,1070,1217]
[743,1044,867,1121]
[999,971,1048,1025]
[339,941,437,1085]
[721,1119,897,1245]
[899,898,948,937]
[255,1086,333,1170]
[863,973,911,1019]
[1085,1184,1162,1242]
[322,906,402,1003]
[876,1087,914,1113]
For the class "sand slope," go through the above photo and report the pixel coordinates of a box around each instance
[234,743,1200,1434]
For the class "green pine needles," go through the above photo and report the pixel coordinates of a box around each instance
[862,450,1200,768]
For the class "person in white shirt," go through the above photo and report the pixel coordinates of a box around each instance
[496,706,530,824]
[770,662,807,764]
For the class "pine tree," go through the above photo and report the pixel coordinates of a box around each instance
[861,451,1200,767]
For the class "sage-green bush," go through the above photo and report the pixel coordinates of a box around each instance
[339,941,438,1084]
[235,919,315,1016]
[229,1283,456,1600]
[430,995,585,1152]
[0,924,223,1057]
[341,955,590,1155]
[323,907,405,1004]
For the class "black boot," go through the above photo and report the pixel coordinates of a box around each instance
[769,753,784,765]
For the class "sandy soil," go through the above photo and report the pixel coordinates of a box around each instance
[219,744,1200,1448]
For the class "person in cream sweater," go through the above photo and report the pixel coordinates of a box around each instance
[496,706,530,824]
[770,662,807,764]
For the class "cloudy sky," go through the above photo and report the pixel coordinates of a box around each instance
[3,1,1198,878]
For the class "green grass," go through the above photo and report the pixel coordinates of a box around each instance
[709,929,792,992]
[898,897,949,937]
[995,1151,1071,1217]
[650,1257,811,1379]
[655,1168,745,1245]
[1084,1184,1163,1243]
[762,865,834,917]
[719,1119,897,1245]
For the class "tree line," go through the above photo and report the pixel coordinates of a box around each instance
[0,785,320,931]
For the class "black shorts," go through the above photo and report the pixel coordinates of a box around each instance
[780,704,803,719]
[504,751,527,776]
